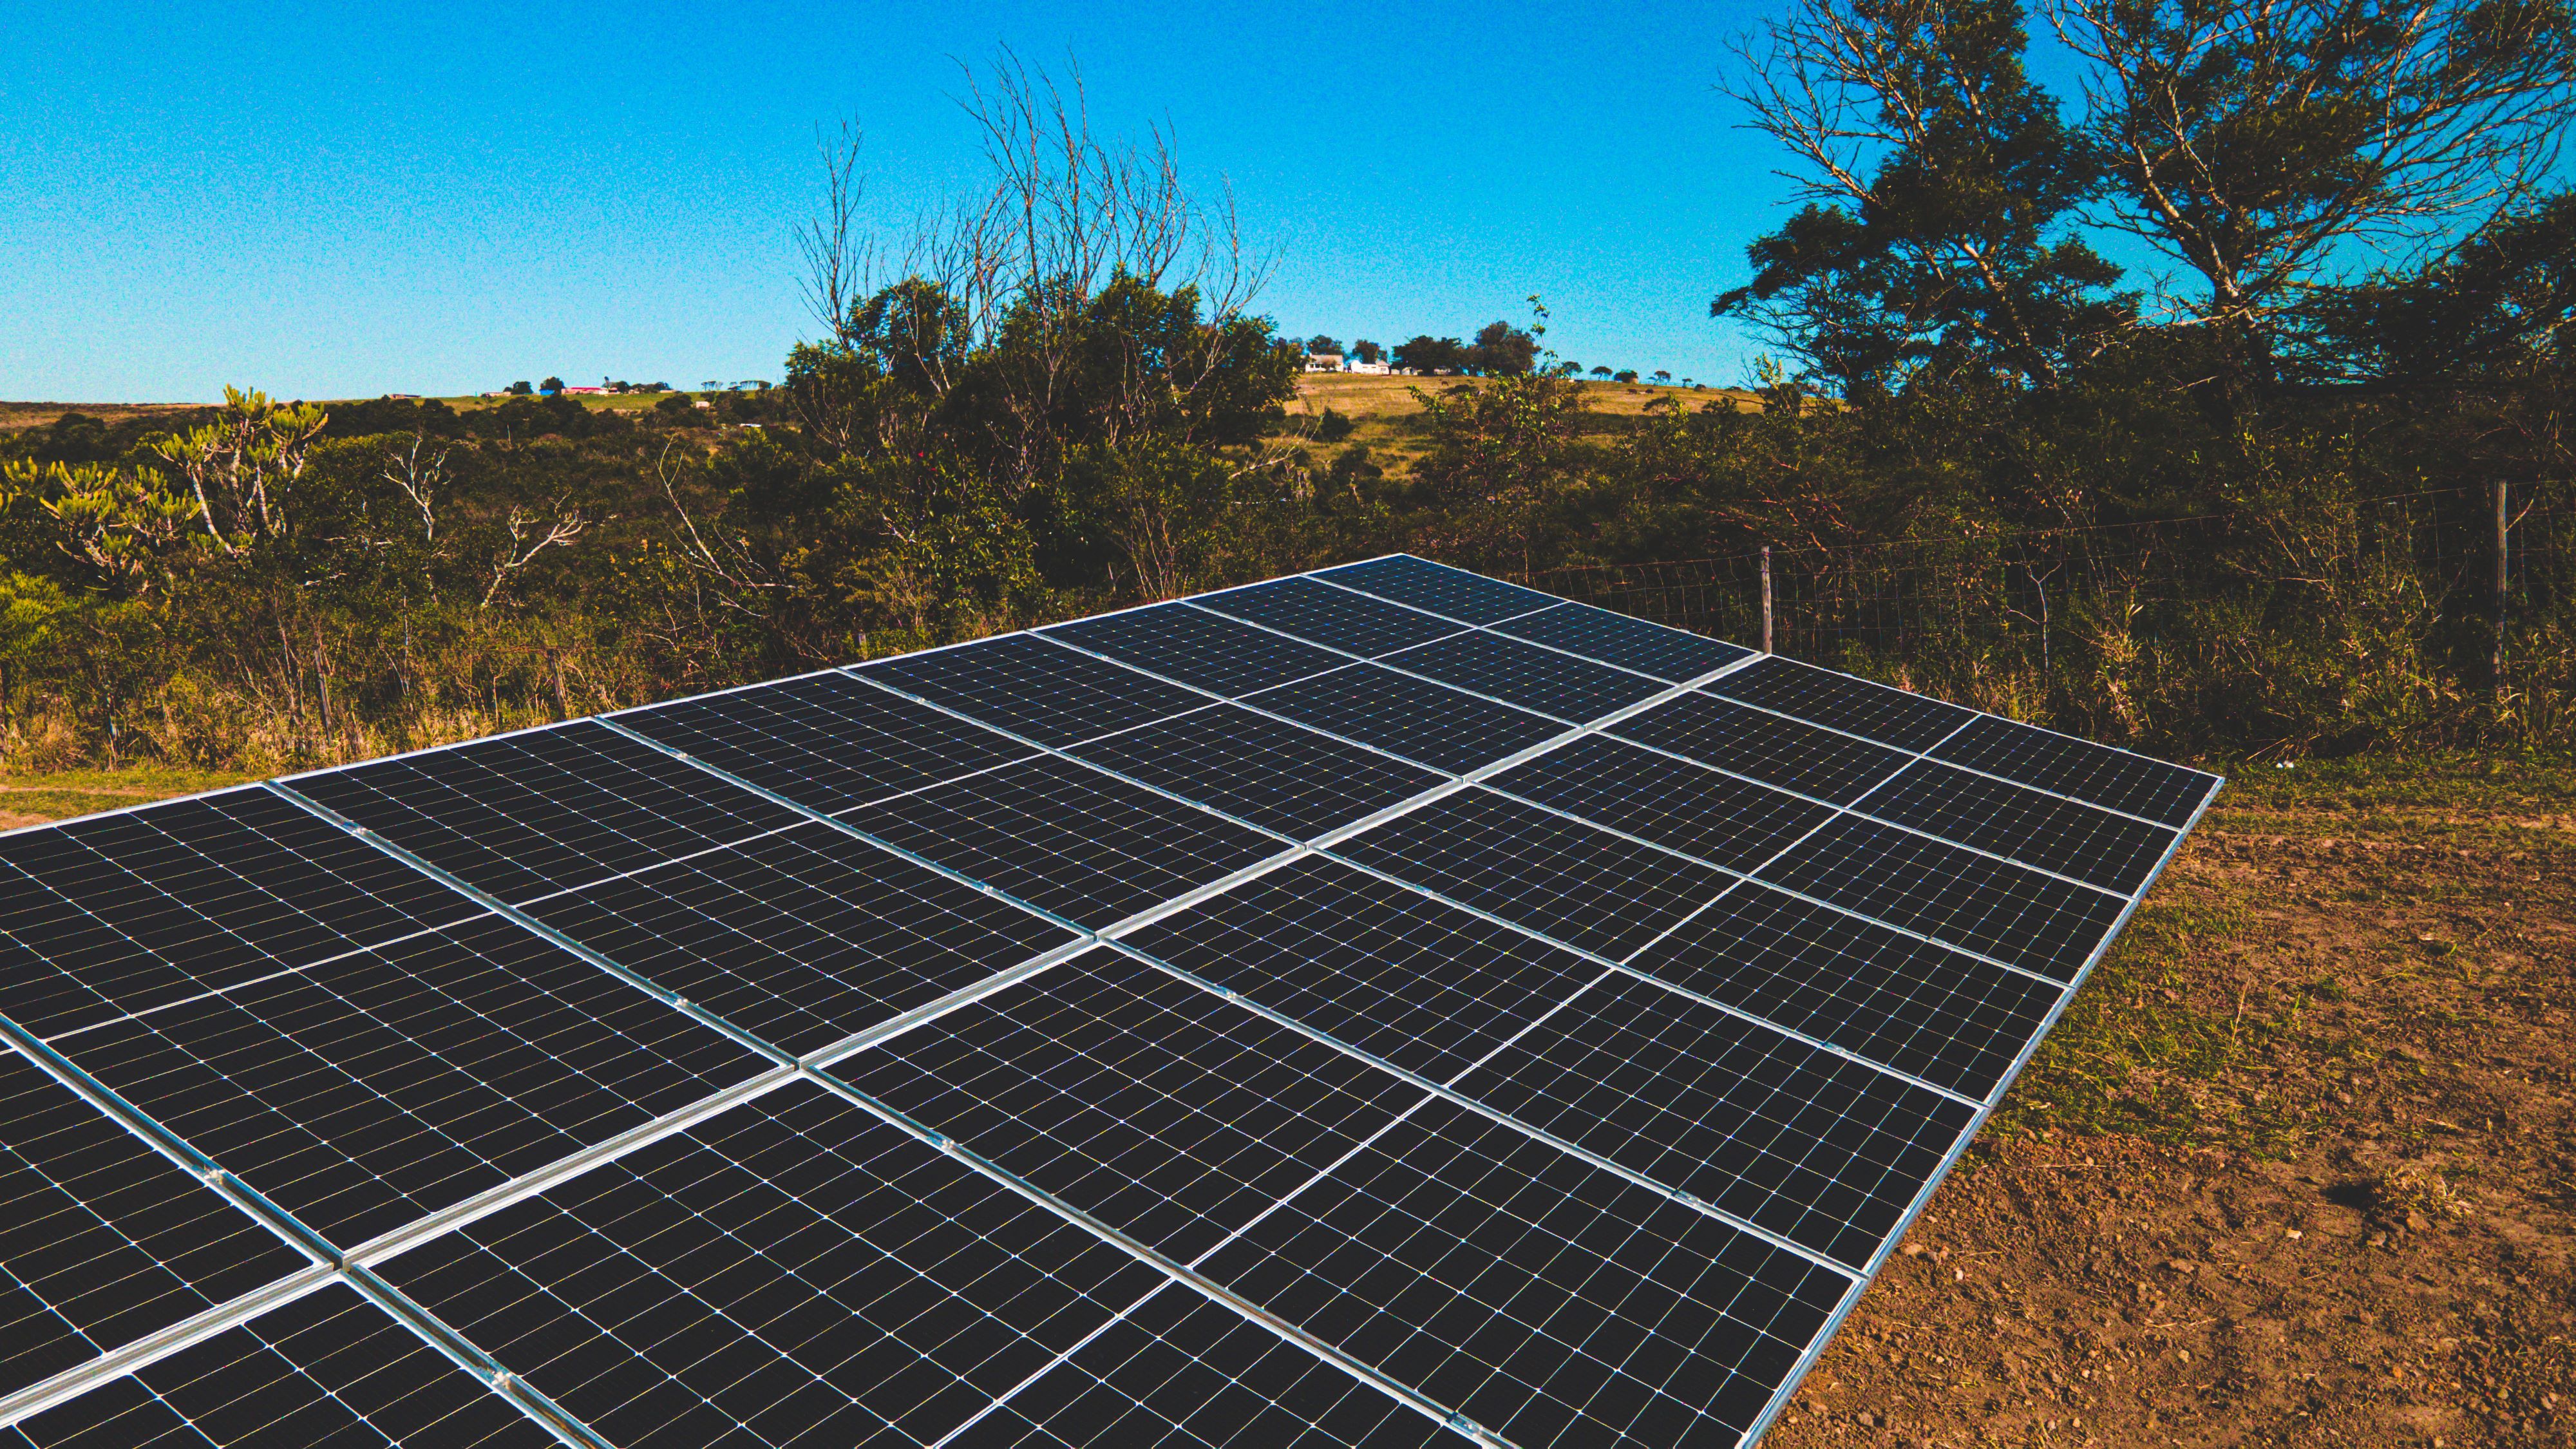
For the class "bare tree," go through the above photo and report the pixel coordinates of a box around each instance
[795,120,871,346]
[887,50,1279,487]
[482,501,591,609]
[2054,0,2576,330]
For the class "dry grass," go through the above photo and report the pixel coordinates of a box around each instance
[1287,372,1761,467]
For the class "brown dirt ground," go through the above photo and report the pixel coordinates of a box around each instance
[1767,757,2576,1448]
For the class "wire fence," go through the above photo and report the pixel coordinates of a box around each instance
[1515,484,2575,743]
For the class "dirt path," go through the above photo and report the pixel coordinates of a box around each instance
[1766,770,2576,1448]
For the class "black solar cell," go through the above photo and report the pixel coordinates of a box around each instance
[1757,815,2131,980]
[1931,715,2217,827]
[1,1283,550,1449]
[1611,692,1913,804]
[376,1081,1168,1449]
[1630,884,2061,1101]
[1191,578,1460,656]
[951,1283,1448,1449]
[524,822,1082,1057]
[1448,972,1976,1267]
[856,634,1212,748]
[1378,630,1666,722]
[844,755,1282,928]
[46,913,767,1245]
[615,672,1036,815]
[1492,601,1752,681]
[1244,664,1564,774]
[1193,1098,1845,1449]
[1710,655,1978,752]
[0,789,482,1037]
[1122,855,1601,1084]
[1312,555,1561,626]
[0,1051,307,1399]
[1329,788,1734,961]
[1486,734,1837,871]
[291,721,805,905]
[1042,603,1347,697]
[1866,759,2179,893]
[837,954,1421,1263]
[1066,705,1444,840]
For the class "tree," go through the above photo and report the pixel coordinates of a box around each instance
[505,380,533,396]
[1306,335,1343,355]
[1392,336,1470,374]
[146,388,330,555]
[1614,369,1640,383]
[1718,0,2128,392]
[1653,369,1674,383]
[540,377,565,395]
[2061,0,2576,350]
[2304,188,2576,384]
[1469,320,1540,375]
[1349,339,1385,365]
[1590,365,1613,377]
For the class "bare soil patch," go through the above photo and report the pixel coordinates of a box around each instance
[1767,756,2576,1448]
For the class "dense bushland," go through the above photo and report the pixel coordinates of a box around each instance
[1,17,2568,772]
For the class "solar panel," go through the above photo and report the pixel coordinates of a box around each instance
[0,553,2217,1448]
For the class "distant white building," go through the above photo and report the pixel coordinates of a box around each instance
[1303,353,1345,373]
[1347,359,1392,375]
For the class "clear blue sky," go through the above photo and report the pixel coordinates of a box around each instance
[1,1,1808,402]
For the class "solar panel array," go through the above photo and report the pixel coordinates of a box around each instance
[0,555,2219,1449]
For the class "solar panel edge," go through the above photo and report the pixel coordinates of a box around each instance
[1729,766,2221,1449]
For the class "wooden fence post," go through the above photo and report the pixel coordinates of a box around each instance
[1760,545,1774,655]
[2493,478,2510,701]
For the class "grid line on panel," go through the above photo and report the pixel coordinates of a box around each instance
[1299,848,1978,1111]
[0,1009,620,1449]
[1727,777,2219,1449]
[798,1026,1787,1449]
[840,672,1311,852]
[0,1045,310,1408]
[5,1281,565,1449]
[853,631,1213,748]
[1586,723,2138,901]
[262,782,800,1073]
[1037,603,1352,701]
[772,1061,1516,1449]
[934,1280,1462,1449]
[0,1265,341,1433]
[916,1279,1187,1449]
[283,721,812,908]
[33,920,453,1047]
[1182,596,1638,750]
[609,668,1039,818]
[1702,677,2208,832]
[1546,705,2124,989]
[1099,939,1867,1278]
[598,715,1292,950]
[1034,633,1499,788]
[1188,578,1472,659]
[1308,556,1568,628]
[0,790,493,1039]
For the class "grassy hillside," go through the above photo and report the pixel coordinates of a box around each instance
[1289,372,1761,468]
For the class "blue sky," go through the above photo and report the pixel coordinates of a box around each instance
[1,1,1815,401]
